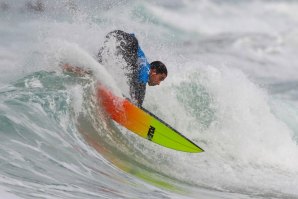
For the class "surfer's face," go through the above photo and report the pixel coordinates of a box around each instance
[148,69,167,86]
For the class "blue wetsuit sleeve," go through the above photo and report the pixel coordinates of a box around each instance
[137,46,150,84]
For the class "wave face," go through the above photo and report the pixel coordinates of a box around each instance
[1,0,298,198]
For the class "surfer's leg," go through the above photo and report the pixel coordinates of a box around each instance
[97,30,139,104]
[98,30,138,71]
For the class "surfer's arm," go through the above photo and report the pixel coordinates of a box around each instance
[130,81,146,107]
[136,87,146,107]
[62,63,92,76]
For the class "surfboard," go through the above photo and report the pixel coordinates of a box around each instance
[97,85,204,153]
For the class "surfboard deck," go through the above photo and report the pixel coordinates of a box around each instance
[97,85,204,153]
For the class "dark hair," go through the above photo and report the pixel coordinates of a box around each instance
[150,61,167,75]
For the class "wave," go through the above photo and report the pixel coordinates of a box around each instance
[2,58,298,198]
[1,0,298,198]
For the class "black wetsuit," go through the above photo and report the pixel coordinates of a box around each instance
[98,30,147,107]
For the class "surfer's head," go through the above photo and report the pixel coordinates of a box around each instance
[148,61,167,86]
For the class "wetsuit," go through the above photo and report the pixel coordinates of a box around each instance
[98,30,150,107]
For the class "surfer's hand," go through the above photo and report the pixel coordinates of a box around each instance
[62,63,92,76]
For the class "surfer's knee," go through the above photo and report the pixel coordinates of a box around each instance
[98,30,138,65]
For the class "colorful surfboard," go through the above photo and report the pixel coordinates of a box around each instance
[97,85,204,153]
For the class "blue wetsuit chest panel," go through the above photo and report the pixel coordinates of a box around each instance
[130,33,150,84]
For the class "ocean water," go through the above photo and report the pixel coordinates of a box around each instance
[1,0,298,198]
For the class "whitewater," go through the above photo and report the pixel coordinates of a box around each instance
[1,0,298,198]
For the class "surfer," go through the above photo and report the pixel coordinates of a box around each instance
[63,30,167,107]
[97,30,168,107]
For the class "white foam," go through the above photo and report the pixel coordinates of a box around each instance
[0,186,21,199]
[146,63,298,194]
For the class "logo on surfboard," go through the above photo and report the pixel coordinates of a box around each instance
[147,126,155,141]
